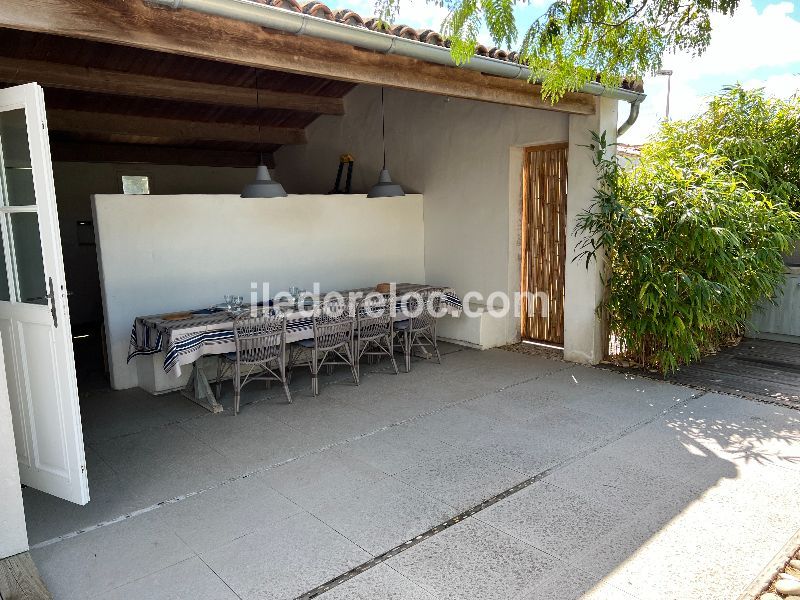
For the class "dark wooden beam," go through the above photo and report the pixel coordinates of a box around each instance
[47,109,306,145]
[0,0,595,115]
[0,57,344,115]
[50,141,275,168]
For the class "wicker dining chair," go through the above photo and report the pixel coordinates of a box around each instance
[216,308,291,414]
[394,288,443,373]
[290,299,358,396]
[354,293,398,379]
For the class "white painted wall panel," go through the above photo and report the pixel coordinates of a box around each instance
[93,193,425,390]
[276,86,570,347]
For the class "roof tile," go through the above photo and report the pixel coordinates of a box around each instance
[263,0,645,92]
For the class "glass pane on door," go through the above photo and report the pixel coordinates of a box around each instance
[10,213,46,304]
[0,108,36,206]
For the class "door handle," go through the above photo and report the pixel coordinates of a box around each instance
[47,277,58,328]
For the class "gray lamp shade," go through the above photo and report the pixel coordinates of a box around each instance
[241,165,287,198]
[367,168,405,198]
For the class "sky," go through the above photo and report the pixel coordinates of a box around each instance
[343,0,800,144]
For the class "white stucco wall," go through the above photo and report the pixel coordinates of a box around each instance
[93,193,425,390]
[53,162,252,327]
[0,340,28,559]
[564,97,618,364]
[275,85,570,347]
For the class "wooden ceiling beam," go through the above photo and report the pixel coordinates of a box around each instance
[0,0,595,115]
[47,109,307,145]
[50,141,275,168]
[0,57,345,115]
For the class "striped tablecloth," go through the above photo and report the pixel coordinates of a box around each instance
[127,284,462,377]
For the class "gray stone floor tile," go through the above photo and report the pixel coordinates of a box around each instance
[449,403,618,475]
[259,447,389,510]
[386,518,559,600]
[396,446,524,511]
[80,386,198,443]
[95,557,238,600]
[178,406,321,471]
[308,477,454,556]
[544,449,682,513]
[337,424,454,476]
[31,511,193,600]
[159,471,302,553]
[262,395,390,444]
[402,405,504,449]
[320,564,440,599]
[201,512,370,600]
[23,445,144,545]
[521,563,640,600]
[476,481,623,560]
[90,423,240,504]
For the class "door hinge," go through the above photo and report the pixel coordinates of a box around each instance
[47,277,58,328]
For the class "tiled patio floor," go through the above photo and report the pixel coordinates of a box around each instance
[24,344,800,599]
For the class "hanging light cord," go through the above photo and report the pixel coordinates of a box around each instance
[255,68,264,166]
[381,87,386,169]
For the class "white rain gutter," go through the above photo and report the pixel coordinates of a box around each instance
[147,0,645,135]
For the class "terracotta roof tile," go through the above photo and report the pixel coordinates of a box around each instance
[262,0,645,92]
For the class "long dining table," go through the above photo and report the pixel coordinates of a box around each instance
[127,283,462,412]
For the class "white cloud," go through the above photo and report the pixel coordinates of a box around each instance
[620,0,800,143]
[743,72,800,96]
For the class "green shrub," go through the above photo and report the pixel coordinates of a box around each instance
[576,126,800,373]
[650,86,800,212]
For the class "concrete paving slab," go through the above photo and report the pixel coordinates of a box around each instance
[31,511,193,600]
[258,446,389,511]
[336,423,455,476]
[201,512,370,600]
[308,477,454,556]
[89,423,240,504]
[320,564,438,600]
[476,481,623,561]
[386,518,559,600]
[178,407,322,472]
[395,445,524,511]
[93,557,238,600]
[158,471,302,553]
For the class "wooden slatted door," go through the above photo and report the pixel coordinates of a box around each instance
[520,144,568,344]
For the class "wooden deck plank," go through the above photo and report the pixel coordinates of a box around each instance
[667,338,800,408]
[0,552,52,600]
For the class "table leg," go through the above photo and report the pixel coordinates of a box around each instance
[181,361,224,413]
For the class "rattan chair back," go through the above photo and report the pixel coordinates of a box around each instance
[356,294,394,342]
[233,308,285,365]
[312,299,354,352]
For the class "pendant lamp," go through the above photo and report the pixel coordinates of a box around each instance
[367,88,404,198]
[241,70,287,198]
[241,164,286,198]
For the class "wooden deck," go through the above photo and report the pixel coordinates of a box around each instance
[667,337,800,409]
[0,552,52,600]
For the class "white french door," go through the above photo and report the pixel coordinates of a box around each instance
[0,83,88,505]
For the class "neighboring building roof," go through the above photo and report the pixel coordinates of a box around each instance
[260,0,645,93]
[617,143,642,157]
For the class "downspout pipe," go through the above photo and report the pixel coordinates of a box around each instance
[616,98,642,137]
[148,0,644,135]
